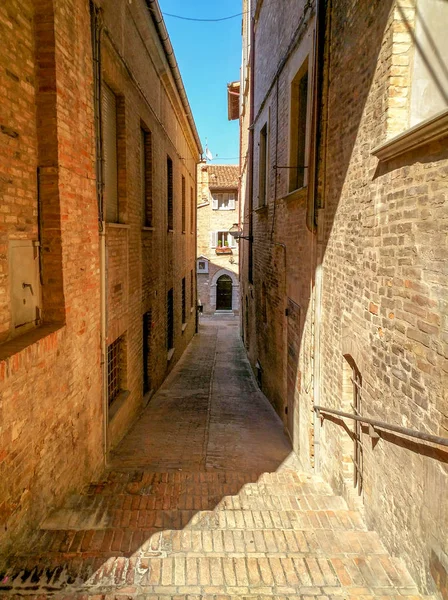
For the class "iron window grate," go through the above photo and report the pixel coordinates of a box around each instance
[107,336,123,406]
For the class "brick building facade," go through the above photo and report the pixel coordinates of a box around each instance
[197,164,240,315]
[239,0,448,597]
[0,0,201,553]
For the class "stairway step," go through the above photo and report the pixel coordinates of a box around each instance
[25,527,384,558]
[0,554,420,595]
[41,506,364,534]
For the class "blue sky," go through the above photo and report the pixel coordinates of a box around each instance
[158,0,241,164]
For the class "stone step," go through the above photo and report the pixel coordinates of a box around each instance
[80,474,334,500]
[40,506,363,534]
[0,554,420,595]
[48,491,347,521]
[24,526,383,558]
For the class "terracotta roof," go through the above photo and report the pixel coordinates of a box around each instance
[207,165,239,189]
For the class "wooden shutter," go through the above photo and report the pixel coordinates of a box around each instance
[102,84,118,223]
[212,194,218,210]
[210,231,218,248]
[229,193,236,210]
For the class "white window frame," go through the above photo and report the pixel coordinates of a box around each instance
[211,192,236,211]
[210,231,237,249]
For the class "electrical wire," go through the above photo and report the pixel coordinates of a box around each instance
[162,11,243,22]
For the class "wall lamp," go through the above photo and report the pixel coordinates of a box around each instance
[228,223,253,243]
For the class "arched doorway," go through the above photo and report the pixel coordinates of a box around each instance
[216,275,233,310]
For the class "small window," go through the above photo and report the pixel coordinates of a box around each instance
[102,84,119,222]
[190,269,194,308]
[258,123,268,207]
[141,126,153,227]
[167,156,173,231]
[107,335,125,406]
[289,62,309,192]
[181,175,186,233]
[181,277,186,325]
[210,231,236,248]
[167,288,174,351]
[211,192,236,211]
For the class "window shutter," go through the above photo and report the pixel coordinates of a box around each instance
[210,231,218,248]
[102,84,118,223]
[229,194,236,210]
[212,194,218,210]
[230,233,237,248]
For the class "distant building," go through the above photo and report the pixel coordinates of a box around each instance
[197,164,240,314]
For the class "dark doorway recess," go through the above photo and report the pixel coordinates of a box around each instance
[216,275,232,310]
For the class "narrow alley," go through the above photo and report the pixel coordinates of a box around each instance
[0,318,430,600]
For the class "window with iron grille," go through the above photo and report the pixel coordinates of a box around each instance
[107,335,124,406]
[190,269,194,308]
[167,156,173,231]
[182,277,186,324]
[258,122,268,207]
[181,176,186,233]
[141,126,153,227]
[289,61,309,192]
[143,311,152,395]
[167,288,174,350]
[190,186,194,233]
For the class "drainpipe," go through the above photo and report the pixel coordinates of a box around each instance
[90,2,108,463]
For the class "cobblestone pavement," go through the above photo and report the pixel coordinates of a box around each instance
[0,318,432,600]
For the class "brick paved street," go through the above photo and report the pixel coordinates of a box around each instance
[0,318,433,600]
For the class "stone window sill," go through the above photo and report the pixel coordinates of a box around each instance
[372,108,448,161]
[106,222,130,229]
[182,323,187,332]
[167,348,175,361]
[254,204,268,213]
[142,226,155,232]
[284,185,307,203]
[108,389,131,423]
[0,323,64,364]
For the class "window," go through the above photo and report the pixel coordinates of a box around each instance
[181,176,186,233]
[289,62,309,192]
[210,231,236,248]
[167,288,174,351]
[190,269,194,308]
[102,83,119,222]
[107,335,125,406]
[258,123,268,207]
[167,156,173,231]
[409,0,448,127]
[211,192,236,210]
[181,277,186,325]
[190,186,195,233]
[142,311,151,394]
[141,126,153,227]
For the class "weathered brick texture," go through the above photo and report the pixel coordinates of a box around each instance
[0,0,200,554]
[240,0,448,597]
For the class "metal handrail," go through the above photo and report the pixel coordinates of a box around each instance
[314,405,448,448]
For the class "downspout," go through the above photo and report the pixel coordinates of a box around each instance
[90,2,108,462]
[312,0,328,473]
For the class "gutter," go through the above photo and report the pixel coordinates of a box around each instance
[146,0,203,156]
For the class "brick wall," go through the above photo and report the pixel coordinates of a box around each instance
[0,0,103,553]
[240,0,448,596]
[0,0,200,552]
